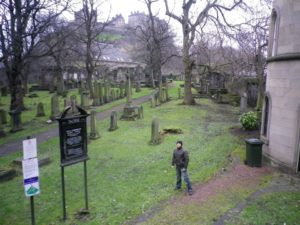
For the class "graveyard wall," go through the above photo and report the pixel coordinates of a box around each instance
[263,0,300,172]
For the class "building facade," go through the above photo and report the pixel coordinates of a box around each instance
[261,0,300,172]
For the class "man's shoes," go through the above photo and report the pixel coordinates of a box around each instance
[188,190,193,195]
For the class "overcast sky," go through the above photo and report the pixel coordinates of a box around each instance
[66,0,272,45]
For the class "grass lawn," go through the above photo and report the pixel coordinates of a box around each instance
[0,87,154,145]
[225,191,300,225]
[0,88,243,225]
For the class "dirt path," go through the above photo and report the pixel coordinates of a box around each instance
[126,161,300,225]
[0,94,152,157]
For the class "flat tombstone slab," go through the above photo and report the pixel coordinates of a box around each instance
[120,105,138,121]
[0,169,17,182]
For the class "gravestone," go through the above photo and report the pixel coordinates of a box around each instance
[109,111,118,131]
[154,92,160,106]
[50,95,60,120]
[138,106,144,119]
[150,118,161,145]
[36,102,45,117]
[70,95,78,114]
[111,89,116,101]
[64,97,71,108]
[81,91,90,110]
[93,82,100,106]
[0,109,7,124]
[89,110,100,140]
[121,74,138,120]
[9,110,23,132]
[150,97,155,108]
[240,93,248,113]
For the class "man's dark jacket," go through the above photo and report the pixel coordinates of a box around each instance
[172,148,189,169]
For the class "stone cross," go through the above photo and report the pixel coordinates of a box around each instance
[89,110,100,140]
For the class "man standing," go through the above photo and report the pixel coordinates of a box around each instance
[172,141,193,195]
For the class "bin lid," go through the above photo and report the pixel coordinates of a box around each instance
[245,138,264,145]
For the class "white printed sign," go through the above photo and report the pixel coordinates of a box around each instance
[22,138,37,160]
[22,158,40,197]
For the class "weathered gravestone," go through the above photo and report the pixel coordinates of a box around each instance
[109,111,118,131]
[116,89,120,100]
[81,91,90,110]
[36,102,45,117]
[121,74,138,120]
[111,89,116,102]
[93,82,101,106]
[64,97,71,108]
[149,96,155,108]
[138,106,144,119]
[50,95,60,120]
[9,110,23,132]
[240,93,248,113]
[89,110,100,140]
[150,118,161,145]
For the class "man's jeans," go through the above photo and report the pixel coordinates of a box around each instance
[176,166,192,191]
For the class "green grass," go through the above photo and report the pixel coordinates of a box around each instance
[0,95,242,225]
[226,191,300,225]
[0,87,153,145]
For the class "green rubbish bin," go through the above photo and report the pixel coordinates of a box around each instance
[245,138,263,167]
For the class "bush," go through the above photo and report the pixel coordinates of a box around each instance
[239,111,258,130]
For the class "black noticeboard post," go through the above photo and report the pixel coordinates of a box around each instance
[57,106,89,220]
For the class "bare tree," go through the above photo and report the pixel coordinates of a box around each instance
[130,2,177,91]
[234,0,271,112]
[0,0,68,111]
[164,0,245,105]
[74,0,111,98]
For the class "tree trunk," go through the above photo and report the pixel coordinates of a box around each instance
[9,73,25,111]
[56,69,65,96]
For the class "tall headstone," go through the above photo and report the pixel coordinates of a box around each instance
[93,82,100,106]
[89,110,100,140]
[64,97,71,108]
[70,95,78,114]
[126,75,132,106]
[138,106,144,119]
[240,92,248,113]
[81,91,89,110]
[50,94,60,120]
[109,111,118,131]
[149,97,155,108]
[36,102,45,117]
[9,110,23,132]
[150,118,160,144]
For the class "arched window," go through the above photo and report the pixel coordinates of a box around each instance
[268,8,280,57]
